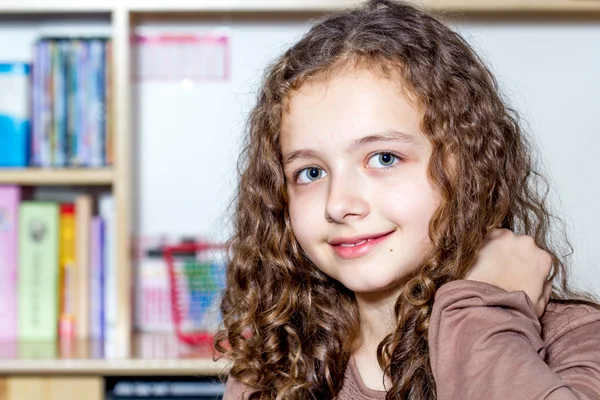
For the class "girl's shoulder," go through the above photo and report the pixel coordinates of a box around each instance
[223,375,253,400]
[541,300,600,349]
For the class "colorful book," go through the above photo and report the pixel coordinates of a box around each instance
[0,63,30,167]
[0,186,20,340]
[18,202,59,342]
[58,203,76,340]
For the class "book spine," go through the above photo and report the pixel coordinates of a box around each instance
[31,43,41,167]
[80,40,91,166]
[67,40,78,167]
[105,40,113,166]
[89,216,103,340]
[0,186,20,340]
[18,201,60,342]
[58,203,76,340]
[75,194,92,339]
[0,62,31,167]
[56,41,67,167]
[50,40,58,166]
[41,40,51,167]
[76,40,86,166]
[99,194,116,344]
[98,39,107,166]
[89,40,102,167]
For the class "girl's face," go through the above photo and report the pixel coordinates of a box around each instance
[281,67,440,294]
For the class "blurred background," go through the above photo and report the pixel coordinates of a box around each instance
[0,0,599,399]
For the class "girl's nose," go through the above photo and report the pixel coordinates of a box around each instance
[324,174,370,223]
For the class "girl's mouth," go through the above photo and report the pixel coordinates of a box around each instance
[330,231,394,259]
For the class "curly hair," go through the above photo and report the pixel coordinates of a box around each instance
[214,0,599,398]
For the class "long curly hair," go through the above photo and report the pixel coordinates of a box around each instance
[214,0,599,398]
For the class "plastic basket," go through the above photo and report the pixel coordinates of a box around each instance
[163,242,225,346]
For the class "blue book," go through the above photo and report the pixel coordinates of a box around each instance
[0,63,31,167]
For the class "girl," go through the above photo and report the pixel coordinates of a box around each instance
[214,0,600,399]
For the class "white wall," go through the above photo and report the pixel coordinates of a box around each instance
[134,20,313,241]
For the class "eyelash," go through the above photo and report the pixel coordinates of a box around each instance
[292,151,403,184]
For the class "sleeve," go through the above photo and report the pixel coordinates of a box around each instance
[428,279,600,400]
[222,375,255,400]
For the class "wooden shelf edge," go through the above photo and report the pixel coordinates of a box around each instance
[0,358,230,376]
[126,0,362,13]
[428,1,600,14]
[0,1,114,13]
[1,0,600,14]
[0,168,114,186]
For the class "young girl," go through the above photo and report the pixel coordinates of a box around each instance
[214,0,600,399]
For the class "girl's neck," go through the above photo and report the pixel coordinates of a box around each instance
[355,289,398,352]
[352,289,399,391]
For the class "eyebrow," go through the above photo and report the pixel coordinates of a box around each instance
[282,130,417,166]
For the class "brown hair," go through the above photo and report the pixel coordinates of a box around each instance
[214,0,598,398]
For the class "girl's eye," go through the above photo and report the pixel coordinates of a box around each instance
[296,167,327,184]
[367,152,399,168]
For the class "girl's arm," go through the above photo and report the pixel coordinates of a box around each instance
[428,279,600,400]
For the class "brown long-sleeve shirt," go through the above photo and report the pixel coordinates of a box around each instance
[223,280,600,399]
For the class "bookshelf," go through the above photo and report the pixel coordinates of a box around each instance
[0,169,114,186]
[0,0,598,399]
[0,334,227,376]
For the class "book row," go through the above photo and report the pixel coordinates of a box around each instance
[0,37,112,168]
[0,186,117,342]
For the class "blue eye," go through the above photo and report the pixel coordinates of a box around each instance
[296,167,327,183]
[367,152,399,168]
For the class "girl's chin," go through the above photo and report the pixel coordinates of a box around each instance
[341,276,404,296]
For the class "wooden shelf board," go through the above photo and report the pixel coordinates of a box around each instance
[0,358,228,376]
[1,0,600,14]
[0,168,113,186]
[0,1,113,13]
[0,334,229,376]
[430,0,600,13]
[126,0,362,13]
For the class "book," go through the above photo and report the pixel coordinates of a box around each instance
[31,38,111,167]
[99,194,116,346]
[75,194,92,339]
[58,203,76,340]
[90,216,104,341]
[0,63,30,167]
[0,186,20,341]
[18,202,59,342]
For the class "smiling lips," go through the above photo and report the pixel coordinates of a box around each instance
[329,230,394,259]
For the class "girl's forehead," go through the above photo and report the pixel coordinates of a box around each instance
[281,67,426,149]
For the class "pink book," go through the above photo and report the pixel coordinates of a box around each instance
[0,186,20,341]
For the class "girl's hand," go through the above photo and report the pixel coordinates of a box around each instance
[465,229,553,318]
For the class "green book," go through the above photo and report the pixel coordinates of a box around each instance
[18,202,59,342]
